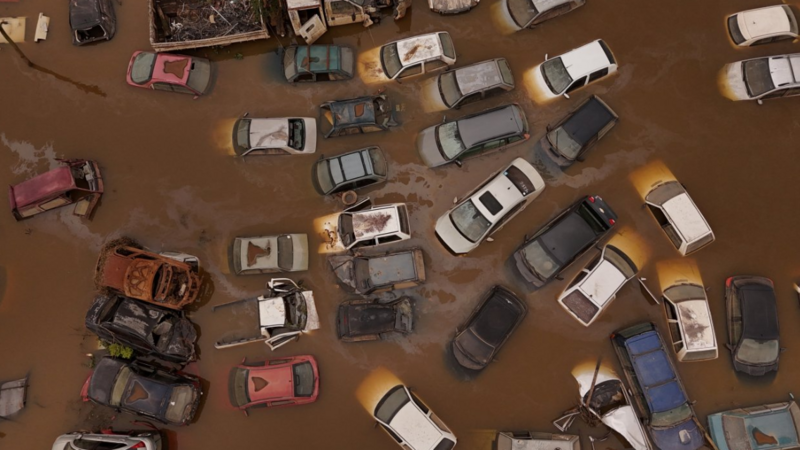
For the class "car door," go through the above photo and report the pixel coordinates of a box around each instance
[151,82,173,92]
[587,68,609,85]
[566,76,587,93]
[266,331,301,350]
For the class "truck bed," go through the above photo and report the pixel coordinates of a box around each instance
[368,252,417,286]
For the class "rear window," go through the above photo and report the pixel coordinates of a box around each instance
[131,53,157,85]
[277,235,294,271]
[541,58,572,94]
[479,192,503,215]
[293,362,315,397]
[439,33,455,59]
[743,58,775,97]
[505,165,535,196]
[434,439,456,450]
[234,119,251,154]
[498,59,515,86]
[380,43,403,79]
[375,386,410,423]
[727,15,745,45]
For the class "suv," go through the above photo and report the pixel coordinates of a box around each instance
[323,199,411,251]
[536,39,617,99]
[319,94,398,138]
[380,32,456,81]
[724,53,800,103]
[661,281,718,362]
[283,45,355,82]
[727,5,798,47]
[725,276,780,376]
[417,104,529,168]
[374,385,457,450]
[645,181,714,256]
[435,59,515,109]
[435,158,545,255]
[504,0,585,31]
[542,95,618,167]
[232,117,317,156]
[312,146,388,195]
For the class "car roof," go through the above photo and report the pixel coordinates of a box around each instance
[531,0,573,12]
[88,357,126,405]
[246,364,295,401]
[674,300,716,351]
[237,236,280,271]
[328,148,376,185]
[329,97,377,126]
[110,297,167,337]
[454,60,505,96]
[69,0,104,28]
[458,105,525,148]
[352,206,401,239]
[738,6,792,41]
[122,372,172,416]
[624,331,687,413]
[539,209,597,263]
[10,165,75,207]
[561,96,617,146]
[768,55,800,87]
[295,45,342,74]
[470,290,525,346]
[151,53,192,85]
[561,40,612,78]
[248,118,291,148]
[394,33,445,68]
[715,403,799,449]
[389,401,445,449]
[661,192,711,243]
[286,0,321,9]
[578,259,627,307]
[467,159,541,223]
[740,284,779,340]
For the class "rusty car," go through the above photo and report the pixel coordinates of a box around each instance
[337,297,413,342]
[319,94,398,138]
[69,0,116,46]
[228,355,320,413]
[9,159,103,221]
[328,248,426,295]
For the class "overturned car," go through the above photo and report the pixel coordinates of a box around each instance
[328,248,426,295]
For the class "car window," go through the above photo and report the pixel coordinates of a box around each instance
[71,440,128,450]
[109,367,132,407]
[375,386,411,423]
[296,73,314,82]
[566,76,587,93]
[398,63,423,79]
[783,87,800,97]
[507,0,538,28]
[737,338,779,364]
[277,235,294,271]
[426,59,449,72]
[588,68,608,83]
[650,403,693,427]
[478,191,503,215]
[505,165,536,196]
[727,15,745,45]
[439,71,463,108]
[369,148,388,176]
[533,3,569,24]
[288,119,305,150]
[380,43,403,79]
[522,240,560,279]
[439,33,456,59]
[379,235,402,244]
[450,200,491,243]
[497,59,515,86]
[130,52,157,85]
[151,83,173,91]
[292,362,315,397]
[436,122,466,159]
[743,58,775,97]
[361,125,383,133]
[541,58,572,94]
[547,126,581,159]
[409,391,429,414]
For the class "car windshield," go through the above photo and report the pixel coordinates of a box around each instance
[164,385,194,424]
[284,46,297,80]
[727,15,745,45]
[507,0,537,28]
[186,59,211,94]
[435,439,456,450]
[737,338,779,364]
[284,292,308,330]
[743,58,775,97]
[293,362,315,397]
[450,200,491,243]
[498,59,515,86]
[439,71,462,107]
[542,57,573,94]
[277,235,294,271]
[436,122,466,159]
[131,53,157,85]
[381,43,403,79]
[650,403,692,427]
[288,119,305,150]
[548,126,582,159]
[523,240,560,279]
[110,367,132,407]
[315,160,335,194]
[369,148,388,176]
[375,386,410,423]
[234,119,251,154]
[339,214,355,246]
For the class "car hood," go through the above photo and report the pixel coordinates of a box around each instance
[724,62,751,101]
[417,126,449,167]
[650,419,705,450]
[435,211,477,254]
[158,318,198,361]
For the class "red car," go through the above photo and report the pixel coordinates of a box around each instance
[9,159,103,220]
[228,355,319,414]
[126,51,212,96]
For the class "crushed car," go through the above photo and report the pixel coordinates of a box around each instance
[232,116,317,156]
[328,248,426,295]
[228,355,319,413]
[321,199,411,251]
[9,159,103,221]
[231,234,309,275]
[0,376,28,419]
[51,430,162,450]
[435,58,515,110]
[504,0,585,31]
[337,297,413,342]
[95,238,201,310]
[374,385,457,450]
[708,400,800,450]
[213,278,319,351]
[283,45,355,83]
[725,276,780,376]
[496,432,579,450]
[645,180,714,256]
[380,32,457,81]
[287,0,410,44]
[727,5,798,47]
[319,94,398,138]
[661,281,718,362]
[126,51,213,96]
[69,0,116,46]
[724,53,800,103]
[312,146,388,195]
[85,294,198,364]
[81,357,201,426]
[535,39,617,99]
[541,95,618,167]
[428,0,478,15]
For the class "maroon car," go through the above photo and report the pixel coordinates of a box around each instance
[228,355,319,414]
[9,159,103,220]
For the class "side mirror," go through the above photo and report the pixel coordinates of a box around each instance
[454,159,463,168]
[544,53,548,61]
[563,93,570,99]
[757,99,764,105]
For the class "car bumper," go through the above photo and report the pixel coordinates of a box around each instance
[512,250,545,288]
[452,341,486,370]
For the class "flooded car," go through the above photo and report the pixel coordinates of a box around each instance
[723,53,800,103]
[312,146,388,195]
[85,294,198,364]
[557,245,638,327]
[379,32,457,81]
[319,95,397,138]
[428,0,478,15]
[51,431,162,450]
[513,195,617,289]
[69,0,116,46]
[727,5,798,47]
[661,282,718,362]
[126,51,212,96]
[725,276,780,376]
[645,180,714,256]
[535,39,617,98]
[451,285,526,371]
[283,45,355,83]
[328,248,425,295]
[228,355,319,412]
[435,158,545,255]
[435,59,515,110]
[80,357,201,426]
[232,117,317,156]
[9,159,103,220]
[0,376,27,419]
[231,234,309,275]
[374,385,457,450]
[337,297,414,342]
[541,95,618,167]
[417,104,530,168]
[323,199,411,251]
[495,432,579,450]
[708,401,800,450]
[504,0,585,31]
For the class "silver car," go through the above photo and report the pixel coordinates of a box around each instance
[436,58,515,109]
[52,431,162,450]
[231,234,309,274]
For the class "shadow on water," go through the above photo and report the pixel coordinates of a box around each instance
[0,267,6,307]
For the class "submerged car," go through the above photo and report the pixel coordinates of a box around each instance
[542,95,618,167]
[337,297,413,342]
[380,32,457,81]
[557,245,638,327]
[95,238,201,310]
[228,355,319,412]
[81,357,201,426]
[724,53,800,102]
[312,146,388,195]
[725,276,780,376]
[86,294,198,364]
[645,181,714,256]
[231,234,309,275]
[452,286,526,371]
[535,39,617,98]
[417,104,530,168]
[436,158,545,255]
[70,0,116,46]
[9,159,103,220]
[727,5,798,47]
[52,431,162,450]
[232,117,317,156]
[611,323,709,450]
[436,59,515,109]
[283,45,355,83]
[0,376,28,419]
[428,0,478,15]
[126,51,212,96]
[513,195,617,289]
[322,199,411,251]
[374,385,457,450]
[496,432,579,450]
[329,248,425,295]
[661,281,718,362]
[504,0,585,31]
[319,95,398,138]
[708,401,800,450]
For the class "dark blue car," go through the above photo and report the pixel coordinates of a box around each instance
[611,322,710,450]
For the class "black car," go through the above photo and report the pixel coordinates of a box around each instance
[513,195,617,289]
[312,146,388,195]
[725,276,780,376]
[69,0,116,46]
[337,297,414,343]
[86,294,198,364]
[318,94,398,138]
[541,95,618,167]
[81,357,201,426]
[451,286,526,370]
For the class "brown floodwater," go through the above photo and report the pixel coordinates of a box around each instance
[2,0,800,448]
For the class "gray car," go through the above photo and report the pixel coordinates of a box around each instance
[417,104,529,167]
[52,431,162,450]
[231,234,309,274]
[505,0,585,31]
[436,58,515,109]
[313,146,388,195]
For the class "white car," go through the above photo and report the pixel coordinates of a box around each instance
[727,5,798,47]
[504,0,585,31]
[232,117,317,156]
[323,199,411,251]
[644,181,714,256]
[557,245,638,327]
[52,431,162,450]
[231,234,309,275]
[724,53,800,103]
[534,39,617,99]
[435,158,545,255]
[374,385,457,450]
[662,281,718,362]
[380,32,457,81]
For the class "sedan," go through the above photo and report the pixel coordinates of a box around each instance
[724,53,800,103]
[232,117,317,156]
[126,51,212,96]
[725,276,780,376]
[228,355,319,412]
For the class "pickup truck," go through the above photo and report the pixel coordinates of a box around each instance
[328,248,425,295]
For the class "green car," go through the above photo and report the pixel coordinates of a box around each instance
[283,45,355,83]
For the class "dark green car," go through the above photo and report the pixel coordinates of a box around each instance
[283,45,355,83]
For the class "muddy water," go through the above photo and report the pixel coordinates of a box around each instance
[2,0,800,448]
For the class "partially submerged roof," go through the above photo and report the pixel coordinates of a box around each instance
[11,166,75,208]
[247,365,294,401]
[562,40,611,78]
[352,207,400,239]
[714,402,800,450]
[768,55,800,87]
[561,97,616,146]
[70,0,105,29]
[368,252,416,286]
[390,402,444,448]
[329,149,376,184]
[579,259,627,307]
[248,119,290,148]
[329,97,377,126]
[458,105,524,148]
[676,300,715,351]
[151,53,191,84]
[471,171,526,221]
[396,33,444,67]
[455,60,504,96]
[741,284,779,340]
[540,212,596,263]
[238,236,279,271]
[296,45,342,74]
[472,293,524,346]
[662,193,711,243]
[122,373,171,417]
[738,6,793,41]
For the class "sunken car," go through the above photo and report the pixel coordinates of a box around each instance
[328,248,425,295]
[541,95,618,167]
[535,39,617,99]
[126,51,213,96]
[708,401,800,450]
[95,238,201,310]
[435,58,515,110]
[725,276,780,376]
[85,294,198,364]
[504,0,585,31]
[81,357,201,426]
[661,281,718,362]
[231,234,309,275]
[379,32,457,81]
[228,355,319,412]
[645,181,714,256]
[9,159,103,221]
[337,297,413,342]
[312,146,388,195]
[52,431,162,450]
[232,117,317,156]
[727,5,798,47]
[321,199,411,251]
[319,95,398,138]
[374,385,457,450]
[283,45,355,83]
[69,0,116,46]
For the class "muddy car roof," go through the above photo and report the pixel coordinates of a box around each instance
[70,0,105,28]
[295,45,343,74]
[458,105,525,148]
[741,284,779,340]
[352,206,401,239]
[454,60,505,96]
[329,97,377,126]
[10,166,76,208]
[768,55,800,86]
[561,96,617,146]
[395,33,445,67]
[248,118,291,148]
[122,373,172,417]
[675,300,716,351]
[738,6,794,40]
[88,357,126,405]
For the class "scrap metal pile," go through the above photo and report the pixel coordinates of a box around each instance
[159,0,265,42]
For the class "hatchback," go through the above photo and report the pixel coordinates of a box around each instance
[324,199,411,251]
[535,39,617,98]
[126,51,212,96]
[232,117,317,156]
[380,32,457,81]
[725,276,780,376]
[645,181,714,256]
[228,355,319,412]
[374,385,457,450]
[283,45,355,82]
[435,58,515,109]
[724,53,800,103]
[313,146,388,195]
[231,234,309,274]
[319,95,398,138]
[542,95,618,167]
[504,0,584,31]
[727,5,798,47]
